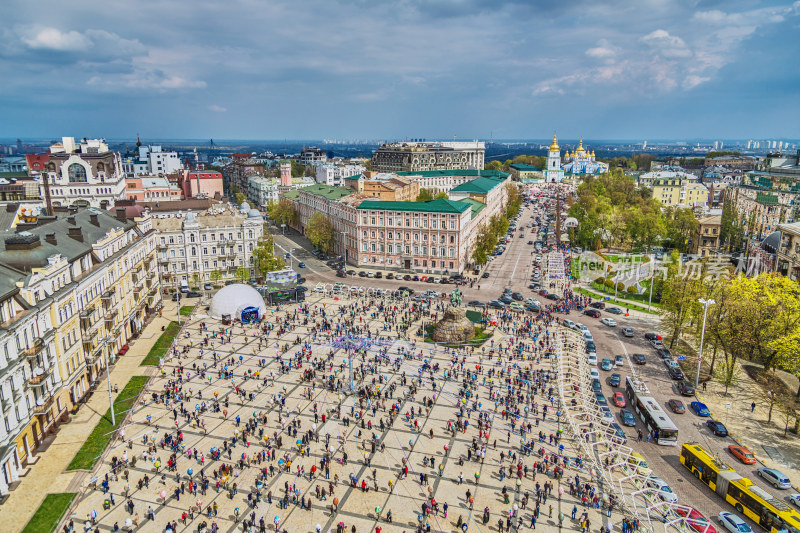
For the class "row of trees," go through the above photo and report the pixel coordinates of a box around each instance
[471,184,523,266]
[659,257,800,429]
[567,170,699,252]
[267,199,299,228]
[416,188,448,202]
[484,153,657,172]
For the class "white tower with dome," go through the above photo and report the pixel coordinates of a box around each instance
[545,134,564,183]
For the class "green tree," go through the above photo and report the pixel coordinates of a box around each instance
[251,234,285,278]
[234,192,247,206]
[504,183,523,218]
[191,272,200,287]
[235,266,250,282]
[485,160,503,171]
[267,199,299,227]
[210,269,222,284]
[659,251,702,348]
[290,160,305,178]
[434,191,448,200]
[663,207,699,253]
[306,212,336,254]
[416,188,435,202]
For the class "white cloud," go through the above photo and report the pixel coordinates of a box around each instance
[19,26,91,51]
[641,29,692,58]
[208,104,227,112]
[586,39,619,60]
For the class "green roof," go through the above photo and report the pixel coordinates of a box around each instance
[457,198,486,218]
[509,164,542,171]
[280,189,300,201]
[356,198,471,214]
[396,169,510,179]
[300,184,353,201]
[0,171,29,179]
[449,177,505,194]
[343,174,362,181]
[756,192,779,205]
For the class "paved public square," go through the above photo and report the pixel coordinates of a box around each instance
[63,291,609,533]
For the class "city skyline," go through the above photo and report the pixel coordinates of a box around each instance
[2,0,799,140]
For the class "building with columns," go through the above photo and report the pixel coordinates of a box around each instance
[371,141,485,173]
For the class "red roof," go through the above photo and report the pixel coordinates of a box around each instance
[26,154,49,171]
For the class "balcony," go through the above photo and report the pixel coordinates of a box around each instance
[22,338,46,358]
[27,368,51,386]
[32,390,54,414]
[144,256,153,267]
[101,289,115,301]
[104,310,116,323]
[80,307,96,320]
[157,243,168,250]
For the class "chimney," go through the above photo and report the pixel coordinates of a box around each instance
[115,208,127,222]
[89,213,99,226]
[66,216,76,225]
[45,233,57,245]
[68,227,83,242]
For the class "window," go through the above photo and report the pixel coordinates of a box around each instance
[68,164,87,183]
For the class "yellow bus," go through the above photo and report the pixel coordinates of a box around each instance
[681,443,800,533]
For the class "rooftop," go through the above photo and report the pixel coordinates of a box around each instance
[299,184,352,201]
[449,176,505,194]
[457,198,486,218]
[509,164,542,171]
[397,169,509,179]
[356,198,471,214]
[756,192,779,206]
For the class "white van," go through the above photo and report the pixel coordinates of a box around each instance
[180,279,189,293]
[563,319,576,329]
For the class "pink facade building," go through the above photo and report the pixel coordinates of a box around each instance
[180,170,224,199]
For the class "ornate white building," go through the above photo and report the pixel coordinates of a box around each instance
[562,140,608,176]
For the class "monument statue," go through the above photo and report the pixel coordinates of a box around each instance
[450,287,462,308]
[431,306,475,344]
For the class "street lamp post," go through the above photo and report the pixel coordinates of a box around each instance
[696,298,715,389]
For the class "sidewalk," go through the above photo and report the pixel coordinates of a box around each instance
[0,302,178,531]
[574,281,659,323]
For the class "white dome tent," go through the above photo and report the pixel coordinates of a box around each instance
[209,284,267,323]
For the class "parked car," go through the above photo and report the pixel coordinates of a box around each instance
[589,302,606,309]
[706,420,729,437]
[620,409,636,426]
[622,327,634,337]
[788,493,800,509]
[644,332,663,341]
[607,373,621,387]
[676,381,695,396]
[757,468,793,489]
[386,272,394,279]
[606,306,623,315]
[718,512,753,533]
[674,508,717,533]
[468,300,486,308]
[171,293,182,301]
[667,399,686,414]
[512,292,524,301]
[186,291,202,298]
[690,401,711,416]
[632,353,646,365]
[646,477,678,503]
[727,445,756,465]
[488,300,505,309]
[613,392,626,408]
[600,317,617,327]
[583,309,601,318]
[601,358,613,371]
[656,347,673,358]
[482,272,490,278]
[336,270,347,278]
[358,271,367,277]
[614,354,624,367]
[204,283,212,290]
[668,366,686,380]
[499,296,513,304]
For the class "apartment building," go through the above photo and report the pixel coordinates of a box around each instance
[343,173,419,201]
[691,215,721,257]
[0,207,160,498]
[371,141,485,173]
[152,204,264,285]
[315,163,366,186]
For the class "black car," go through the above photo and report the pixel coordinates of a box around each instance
[585,341,596,353]
[403,275,411,281]
[451,274,463,281]
[644,333,662,341]
[295,286,308,292]
[667,366,685,380]
[655,348,672,358]
[412,275,420,281]
[336,270,347,278]
[426,277,435,283]
[397,286,414,294]
[482,272,490,278]
[606,307,623,315]
[589,302,606,309]
[171,293,182,301]
[545,293,560,301]
[583,309,601,318]
[706,420,729,437]
[511,292,524,301]
[358,271,367,277]
[186,291,202,298]
[632,353,646,365]
[386,273,394,279]
[676,381,695,396]
[488,300,505,309]
[375,272,383,279]
[468,300,486,308]
[499,296,513,304]
[296,277,306,284]
[440,278,450,284]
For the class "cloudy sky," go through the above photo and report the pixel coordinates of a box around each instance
[2,0,798,140]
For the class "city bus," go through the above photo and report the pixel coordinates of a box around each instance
[624,377,679,446]
[681,443,800,533]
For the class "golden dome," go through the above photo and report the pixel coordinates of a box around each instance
[576,139,585,153]
[549,134,559,151]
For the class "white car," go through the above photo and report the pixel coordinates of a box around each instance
[788,493,800,509]
[587,354,598,366]
[600,406,614,424]
[600,318,617,327]
[589,368,600,381]
[563,319,576,329]
[718,512,753,533]
[575,323,589,333]
[646,477,678,503]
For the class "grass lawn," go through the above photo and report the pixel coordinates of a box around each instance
[66,376,149,471]
[140,321,180,366]
[575,286,659,314]
[22,492,77,533]
[589,280,660,308]
[179,305,195,316]
[602,253,650,263]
